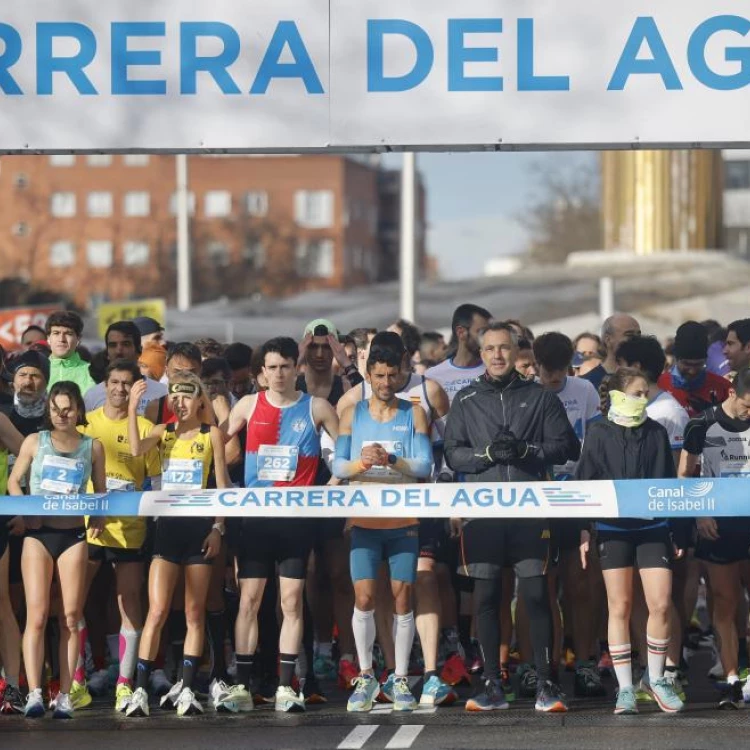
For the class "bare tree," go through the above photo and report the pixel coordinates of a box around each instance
[516,156,602,264]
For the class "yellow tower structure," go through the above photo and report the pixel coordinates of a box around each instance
[601,150,723,254]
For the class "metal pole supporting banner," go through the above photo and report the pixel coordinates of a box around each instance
[400,152,417,324]
[176,154,191,312]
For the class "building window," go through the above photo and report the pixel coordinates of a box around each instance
[123,154,150,166]
[87,192,113,218]
[13,173,29,190]
[246,191,269,217]
[295,190,334,228]
[12,222,29,238]
[87,240,113,268]
[123,241,149,266]
[124,191,150,217]
[296,239,334,278]
[725,160,750,191]
[49,155,75,167]
[87,154,112,167]
[50,241,75,268]
[243,241,266,269]
[205,191,232,218]
[206,241,230,267]
[169,191,196,216]
[51,192,76,218]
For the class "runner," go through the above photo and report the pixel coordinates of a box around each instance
[333,335,433,713]
[80,360,161,713]
[679,366,750,709]
[577,367,684,715]
[125,372,232,718]
[138,343,167,383]
[20,325,47,351]
[132,317,165,348]
[723,319,750,375]
[144,343,203,425]
[45,311,96,394]
[583,314,641,390]
[532,332,603,699]
[224,337,338,713]
[224,343,255,400]
[349,328,377,380]
[85,321,167,415]
[444,322,579,713]
[8,382,106,719]
[515,339,538,381]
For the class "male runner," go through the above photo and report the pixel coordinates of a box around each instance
[679,367,750,709]
[349,328,377,380]
[583,314,641,390]
[132,317,165,348]
[224,343,254,400]
[144,343,203,425]
[724,319,750,375]
[20,326,46,351]
[333,337,433,713]
[45,311,95,394]
[225,337,338,713]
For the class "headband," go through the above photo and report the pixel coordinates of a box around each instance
[169,382,199,396]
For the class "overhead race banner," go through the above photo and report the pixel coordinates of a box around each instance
[97,298,165,339]
[0,479,736,518]
[0,304,59,351]
[0,1,749,151]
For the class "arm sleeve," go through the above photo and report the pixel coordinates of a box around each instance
[682,416,708,456]
[443,397,494,475]
[537,392,581,465]
[395,432,433,479]
[332,435,363,480]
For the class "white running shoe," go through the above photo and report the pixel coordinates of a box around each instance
[274,685,305,713]
[53,692,74,719]
[176,687,203,717]
[159,679,183,710]
[209,679,253,713]
[125,687,150,718]
[24,688,46,718]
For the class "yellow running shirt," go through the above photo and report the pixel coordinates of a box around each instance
[82,407,161,549]
[161,423,214,491]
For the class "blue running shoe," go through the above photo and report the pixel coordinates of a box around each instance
[649,677,684,713]
[419,675,454,707]
[392,677,417,712]
[465,679,509,712]
[379,672,396,703]
[24,689,46,718]
[614,686,638,715]
[535,681,567,713]
[347,674,380,713]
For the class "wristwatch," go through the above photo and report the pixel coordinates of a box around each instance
[211,522,226,537]
[387,453,398,466]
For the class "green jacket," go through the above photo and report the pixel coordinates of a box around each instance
[48,352,96,396]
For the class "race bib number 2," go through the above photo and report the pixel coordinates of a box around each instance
[40,455,85,494]
[258,445,299,482]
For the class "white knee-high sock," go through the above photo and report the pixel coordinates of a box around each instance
[393,612,415,678]
[647,635,669,683]
[352,608,376,672]
[610,643,632,689]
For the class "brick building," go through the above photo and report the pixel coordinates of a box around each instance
[0,154,427,308]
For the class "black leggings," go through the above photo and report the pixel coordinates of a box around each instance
[474,575,552,684]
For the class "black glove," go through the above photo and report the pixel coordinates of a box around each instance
[487,432,537,464]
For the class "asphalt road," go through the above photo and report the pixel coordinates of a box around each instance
[2,649,749,749]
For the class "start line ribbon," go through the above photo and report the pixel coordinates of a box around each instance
[0,478,739,519]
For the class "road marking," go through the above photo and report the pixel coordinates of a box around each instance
[338,725,379,749]
[385,725,425,749]
[370,704,436,715]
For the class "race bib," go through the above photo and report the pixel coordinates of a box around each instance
[162,459,203,490]
[258,445,299,482]
[361,440,404,480]
[106,476,136,492]
[720,460,750,478]
[40,455,85,494]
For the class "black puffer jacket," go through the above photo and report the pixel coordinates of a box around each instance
[444,372,580,482]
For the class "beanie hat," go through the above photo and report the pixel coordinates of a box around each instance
[7,350,51,382]
[673,321,709,361]
[138,343,167,381]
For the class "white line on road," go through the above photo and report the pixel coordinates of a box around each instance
[338,725,379,749]
[385,725,425,749]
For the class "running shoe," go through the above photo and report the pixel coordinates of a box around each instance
[719,680,743,710]
[125,687,150,717]
[274,685,305,713]
[517,664,538,698]
[649,677,685,713]
[53,692,74,719]
[24,688,46,719]
[175,687,203,717]
[313,654,337,682]
[662,670,686,702]
[115,683,134,713]
[535,681,568,713]
[1,684,24,715]
[301,675,327,704]
[441,653,471,687]
[70,679,92,709]
[159,679,183,710]
[597,651,614,678]
[613,686,638,715]
[347,674,380,713]
[419,675,455,707]
[392,677,417,712]
[149,669,173,697]
[338,658,359,690]
[378,671,396,703]
[500,669,516,703]
[465,679,509,712]
[574,663,606,698]
[563,648,576,673]
[742,679,750,704]
[739,667,750,683]
[209,679,253,713]
[634,671,654,703]
[88,668,110,696]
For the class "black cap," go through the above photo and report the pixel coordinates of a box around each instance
[132,316,164,336]
[673,321,709,361]
[7,350,50,381]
